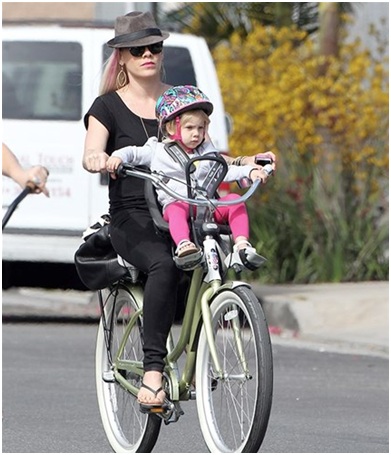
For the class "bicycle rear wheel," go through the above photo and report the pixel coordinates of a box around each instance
[196,285,273,453]
[95,285,161,453]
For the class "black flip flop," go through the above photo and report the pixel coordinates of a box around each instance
[138,382,170,414]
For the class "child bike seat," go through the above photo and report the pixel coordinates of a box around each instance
[144,180,170,235]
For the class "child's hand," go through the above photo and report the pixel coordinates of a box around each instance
[250,164,275,183]
[106,157,123,179]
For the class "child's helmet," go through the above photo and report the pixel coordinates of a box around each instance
[156,85,213,125]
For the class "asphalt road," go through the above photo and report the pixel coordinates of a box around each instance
[2,323,389,453]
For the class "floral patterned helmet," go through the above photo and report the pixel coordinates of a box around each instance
[156,85,214,125]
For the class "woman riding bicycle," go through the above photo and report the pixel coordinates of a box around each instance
[83,10,276,411]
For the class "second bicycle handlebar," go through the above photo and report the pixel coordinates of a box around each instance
[2,180,39,230]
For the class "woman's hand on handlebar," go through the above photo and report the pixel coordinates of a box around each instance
[227,151,277,171]
[256,150,276,164]
[240,151,277,167]
[106,156,123,180]
[83,150,110,173]
[249,151,277,184]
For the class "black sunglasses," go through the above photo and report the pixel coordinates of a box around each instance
[128,42,163,57]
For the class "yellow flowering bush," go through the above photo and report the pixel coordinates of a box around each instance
[215,24,388,282]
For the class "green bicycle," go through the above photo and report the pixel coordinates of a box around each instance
[92,156,273,453]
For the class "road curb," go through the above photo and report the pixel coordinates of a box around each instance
[2,281,388,356]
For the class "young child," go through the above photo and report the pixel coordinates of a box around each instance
[106,85,274,268]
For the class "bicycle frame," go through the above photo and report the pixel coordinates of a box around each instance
[107,240,251,408]
[103,160,258,414]
[95,158,274,452]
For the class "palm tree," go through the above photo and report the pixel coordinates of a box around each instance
[160,2,356,51]
[161,3,308,48]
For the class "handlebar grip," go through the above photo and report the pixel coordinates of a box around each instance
[116,163,131,177]
[116,163,124,176]
[25,181,38,191]
[262,164,274,176]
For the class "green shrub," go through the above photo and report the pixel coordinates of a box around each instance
[215,24,388,283]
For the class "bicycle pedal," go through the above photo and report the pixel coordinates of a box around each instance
[224,250,267,271]
[140,405,167,415]
[163,402,184,425]
[146,406,166,414]
[139,400,172,415]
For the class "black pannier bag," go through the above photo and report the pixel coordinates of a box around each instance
[74,222,127,291]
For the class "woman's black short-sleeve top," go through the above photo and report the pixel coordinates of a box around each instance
[84,91,159,211]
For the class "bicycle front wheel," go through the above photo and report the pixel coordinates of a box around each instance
[196,285,273,453]
[95,285,161,453]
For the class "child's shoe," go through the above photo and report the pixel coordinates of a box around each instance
[174,240,203,270]
[176,240,200,257]
[224,241,267,271]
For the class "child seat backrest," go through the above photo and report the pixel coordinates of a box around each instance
[144,180,170,235]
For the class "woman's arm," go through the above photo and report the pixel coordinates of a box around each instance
[83,116,110,173]
[204,134,276,167]
[2,143,50,196]
[228,151,277,166]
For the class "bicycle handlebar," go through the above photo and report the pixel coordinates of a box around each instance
[2,178,45,230]
[2,185,34,230]
[117,163,261,208]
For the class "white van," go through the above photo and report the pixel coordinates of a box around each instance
[2,22,229,288]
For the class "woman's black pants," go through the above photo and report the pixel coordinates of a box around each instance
[110,206,181,373]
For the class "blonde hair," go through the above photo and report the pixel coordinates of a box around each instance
[165,109,210,136]
[100,49,124,95]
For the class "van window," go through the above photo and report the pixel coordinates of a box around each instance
[102,45,197,86]
[2,41,82,120]
[163,47,197,86]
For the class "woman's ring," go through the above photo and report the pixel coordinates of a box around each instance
[33,176,42,185]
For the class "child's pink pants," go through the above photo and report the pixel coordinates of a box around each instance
[163,193,249,246]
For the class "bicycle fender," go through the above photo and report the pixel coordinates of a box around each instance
[124,284,144,312]
[210,281,251,299]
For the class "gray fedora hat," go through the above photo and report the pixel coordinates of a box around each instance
[107,11,170,48]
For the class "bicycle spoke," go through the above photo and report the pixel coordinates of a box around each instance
[196,287,273,453]
[96,286,161,452]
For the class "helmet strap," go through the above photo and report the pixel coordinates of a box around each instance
[168,116,183,142]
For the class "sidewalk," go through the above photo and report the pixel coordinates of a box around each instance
[253,281,389,356]
[2,281,389,357]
